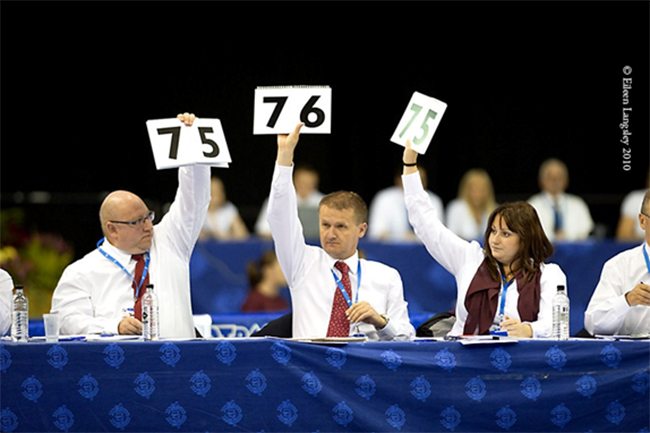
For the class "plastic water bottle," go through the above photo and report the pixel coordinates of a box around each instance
[552,285,570,340]
[142,284,159,341]
[11,285,29,342]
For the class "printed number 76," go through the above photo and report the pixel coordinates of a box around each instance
[263,95,325,128]
[399,103,437,145]
[156,126,220,159]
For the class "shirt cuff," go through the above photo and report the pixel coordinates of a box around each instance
[272,163,294,183]
[613,292,633,313]
[376,320,398,340]
[108,317,123,335]
[401,171,423,194]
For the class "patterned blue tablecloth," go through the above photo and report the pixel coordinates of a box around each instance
[1,339,648,432]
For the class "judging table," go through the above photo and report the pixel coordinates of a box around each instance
[1,338,648,432]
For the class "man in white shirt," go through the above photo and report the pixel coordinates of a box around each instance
[368,168,443,242]
[0,268,14,335]
[255,163,324,238]
[51,113,210,338]
[267,123,415,340]
[528,158,594,241]
[584,190,650,336]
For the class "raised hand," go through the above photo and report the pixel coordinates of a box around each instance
[276,123,304,166]
[177,112,196,126]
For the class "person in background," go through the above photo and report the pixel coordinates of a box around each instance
[255,163,324,239]
[616,170,650,242]
[0,268,14,335]
[446,168,497,242]
[584,190,650,336]
[402,142,567,338]
[51,113,209,338]
[528,158,594,242]
[267,123,415,341]
[200,175,249,241]
[368,166,443,242]
[241,250,289,312]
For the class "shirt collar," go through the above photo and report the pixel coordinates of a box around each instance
[99,238,136,263]
[327,251,360,275]
[544,192,564,203]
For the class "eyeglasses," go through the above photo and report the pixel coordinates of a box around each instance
[641,212,650,218]
[110,210,155,227]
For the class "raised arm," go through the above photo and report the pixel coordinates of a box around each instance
[156,113,211,259]
[276,123,304,167]
[267,123,310,285]
[401,143,477,275]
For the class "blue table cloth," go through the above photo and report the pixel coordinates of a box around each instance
[1,339,648,432]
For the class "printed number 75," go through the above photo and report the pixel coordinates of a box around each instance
[399,103,438,145]
[156,126,220,159]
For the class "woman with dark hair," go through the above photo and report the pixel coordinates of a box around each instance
[401,144,567,338]
[241,250,289,313]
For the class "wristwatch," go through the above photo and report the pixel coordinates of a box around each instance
[378,314,390,329]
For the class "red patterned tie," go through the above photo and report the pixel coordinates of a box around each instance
[326,261,352,337]
[132,254,149,320]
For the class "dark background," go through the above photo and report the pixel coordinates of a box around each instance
[1,1,648,258]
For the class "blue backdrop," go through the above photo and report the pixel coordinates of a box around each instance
[190,239,638,335]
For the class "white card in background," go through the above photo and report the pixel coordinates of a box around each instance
[253,86,331,135]
[146,118,231,170]
[390,91,447,154]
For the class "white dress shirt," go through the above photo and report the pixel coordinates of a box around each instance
[0,269,14,335]
[584,243,650,335]
[267,164,415,340]
[403,172,567,337]
[528,192,594,241]
[368,186,443,242]
[445,198,489,242]
[51,165,210,338]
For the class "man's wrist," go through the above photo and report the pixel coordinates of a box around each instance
[276,151,294,167]
[376,314,390,330]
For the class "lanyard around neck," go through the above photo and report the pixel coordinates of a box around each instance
[96,237,150,298]
[330,260,362,308]
[496,269,515,320]
[643,243,650,274]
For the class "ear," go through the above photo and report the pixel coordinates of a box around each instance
[358,222,368,239]
[105,222,119,241]
[639,213,647,231]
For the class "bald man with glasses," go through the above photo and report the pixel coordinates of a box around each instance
[51,113,210,338]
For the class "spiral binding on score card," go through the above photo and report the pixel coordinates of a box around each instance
[256,85,330,89]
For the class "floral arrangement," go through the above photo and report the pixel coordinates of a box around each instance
[1,208,73,317]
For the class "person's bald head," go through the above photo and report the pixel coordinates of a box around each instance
[539,158,569,196]
[100,190,154,253]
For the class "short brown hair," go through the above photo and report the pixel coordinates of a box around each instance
[482,201,553,282]
[319,191,368,224]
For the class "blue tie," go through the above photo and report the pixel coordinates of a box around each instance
[552,200,563,233]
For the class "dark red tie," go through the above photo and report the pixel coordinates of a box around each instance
[132,254,149,320]
[326,261,352,337]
